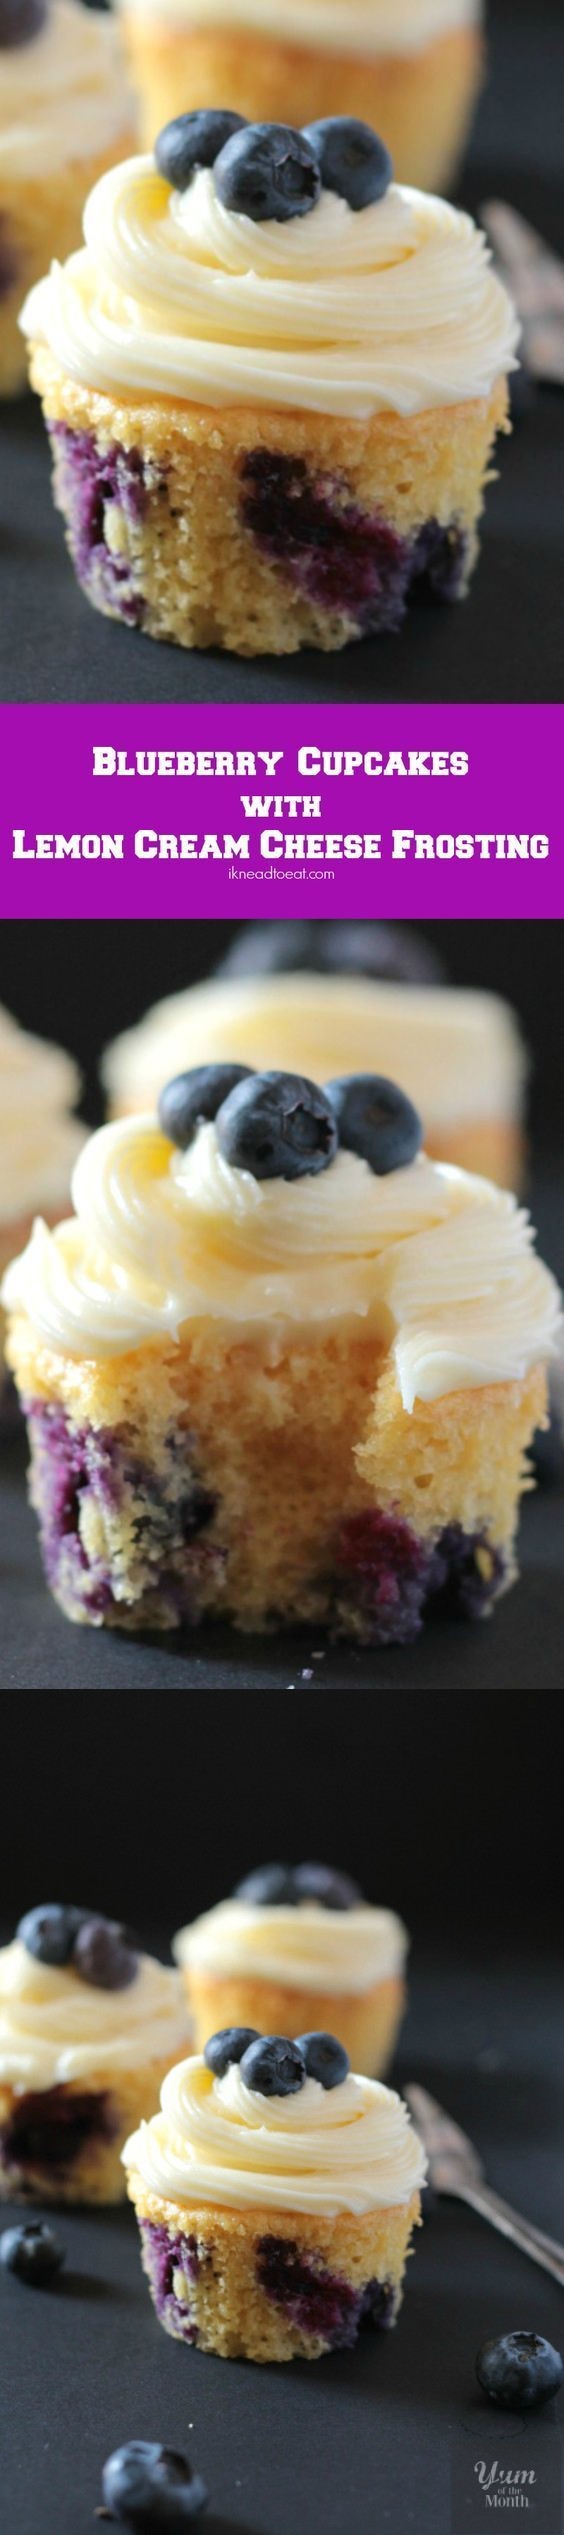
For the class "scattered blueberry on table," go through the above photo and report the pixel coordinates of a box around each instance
[102,2442,208,2528]
[0,2221,65,2286]
[476,2332,563,2410]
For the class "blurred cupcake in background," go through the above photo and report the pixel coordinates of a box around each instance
[0,0,134,398]
[0,1004,84,1429]
[174,1862,408,2077]
[0,1902,191,2204]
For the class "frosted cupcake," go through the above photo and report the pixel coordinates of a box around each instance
[104,961,526,1192]
[0,0,134,399]
[123,2028,426,2361]
[0,1003,84,1428]
[119,0,482,194]
[19,116,518,655]
[0,1904,191,2205]
[3,1066,559,1644]
[174,1863,408,2077]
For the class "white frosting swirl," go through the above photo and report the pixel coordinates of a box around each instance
[0,2,130,181]
[104,976,526,1133]
[0,1938,191,2089]
[3,1117,560,1411]
[123,2052,426,2216]
[0,1005,83,1229]
[120,0,479,52]
[21,158,518,420]
[174,1899,408,1993]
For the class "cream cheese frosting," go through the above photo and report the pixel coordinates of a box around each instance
[174,1899,408,1993]
[3,1115,560,1412]
[0,2,130,183]
[20,159,518,420]
[0,1004,84,1229]
[0,1938,190,2090]
[103,975,527,1131]
[119,0,480,54]
[123,2052,426,2216]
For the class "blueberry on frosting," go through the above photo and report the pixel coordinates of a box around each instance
[0,0,48,50]
[297,2033,350,2088]
[325,1075,422,1175]
[214,123,321,224]
[17,1904,138,1991]
[17,1904,85,1967]
[234,1865,297,1905]
[239,2035,307,2096]
[216,1070,338,1180]
[303,118,393,211]
[207,2028,352,2095]
[233,1862,362,1909]
[155,109,246,194]
[158,1062,253,1150]
[204,2027,260,2076]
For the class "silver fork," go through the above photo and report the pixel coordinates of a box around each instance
[405,2084,564,2288]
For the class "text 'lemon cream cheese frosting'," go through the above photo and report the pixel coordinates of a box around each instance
[0,1,129,181]
[20,159,518,420]
[123,2054,427,2217]
[0,1940,190,2090]
[174,1900,408,1994]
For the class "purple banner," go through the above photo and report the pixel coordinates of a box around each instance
[1,702,562,919]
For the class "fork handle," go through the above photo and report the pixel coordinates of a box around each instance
[456,2181,564,2287]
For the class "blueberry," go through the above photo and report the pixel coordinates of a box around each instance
[204,2027,260,2077]
[292,1863,362,1910]
[0,2222,65,2286]
[297,2032,350,2089]
[158,1063,253,1151]
[72,1917,138,1991]
[233,1864,297,1905]
[102,2442,208,2528]
[155,109,246,193]
[240,2035,306,2096]
[0,0,48,50]
[215,920,444,985]
[17,1903,85,1967]
[326,1074,422,1175]
[476,2333,563,2411]
[215,124,321,224]
[303,118,392,211]
[217,1070,337,1181]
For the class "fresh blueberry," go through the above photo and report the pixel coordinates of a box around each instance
[155,109,246,193]
[240,2035,306,2096]
[215,124,321,224]
[326,1074,422,1175]
[0,0,48,50]
[233,1864,297,1905]
[217,1070,338,1181]
[158,1063,253,1151]
[102,2442,208,2528]
[204,2027,260,2077]
[215,920,445,985]
[0,2222,65,2286]
[292,1863,362,1910]
[17,1903,85,1967]
[476,2333,563,2410]
[73,1917,138,1991]
[303,118,392,211]
[297,2032,350,2089]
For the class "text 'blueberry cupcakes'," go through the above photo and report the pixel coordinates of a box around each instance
[0,1907,191,2204]
[20,117,518,653]
[175,1864,408,2077]
[123,2031,426,2361]
[3,1067,560,1642]
[0,0,134,398]
[0,1005,84,1432]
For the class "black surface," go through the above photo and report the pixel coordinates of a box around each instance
[1,1947,562,2535]
[1,0,563,705]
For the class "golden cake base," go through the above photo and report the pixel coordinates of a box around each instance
[128,2172,422,2360]
[0,2055,180,2206]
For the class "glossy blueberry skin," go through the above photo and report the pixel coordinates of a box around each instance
[217,1070,338,1181]
[215,920,444,986]
[325,1073,422,1175]
[0,2222,65,2286]
[215,124,321,224]
[303,118,392,210]
[233,1864,297,1905]
[476,2333,563,2411]
[158,1063,253,1151]
[292,1862,362,1910]
[204,2027,260,2077]
[155,109,246,192]
[240,2035,306,2096]
[297,2032,350,2089]
[72,1916,138,1991]
[0,0,47,50]
[17,1903,85,1967]
[102,2442,208,2528]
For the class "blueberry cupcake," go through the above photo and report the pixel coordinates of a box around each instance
[3,1067,559,1643]
[174,1864,408,2078]
[19,116,517,654]
[0,0,134,399]
[119,0,482,195]
[123,2029,426,2361]
[0,1905,191,2205]
[104,945,526,1192]
[0,1004,84,1432]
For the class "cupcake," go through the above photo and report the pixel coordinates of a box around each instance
[0,0,134,399]
[119,0,482,194]
[0,1904,191,2205]
[3,1066,559,1644]
[0,1004,84,1430]
[123,2027,426,2362]
[104,958,526,1192]
[174,1863,408,2077]
[19,116,518,656]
